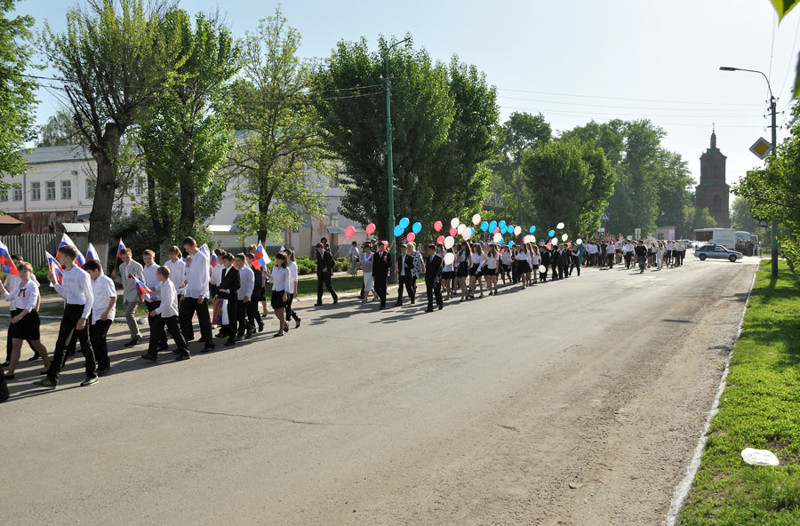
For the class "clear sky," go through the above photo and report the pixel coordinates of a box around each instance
[15,0,800,190]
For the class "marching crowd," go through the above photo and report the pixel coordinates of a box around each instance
[0,234,690,402]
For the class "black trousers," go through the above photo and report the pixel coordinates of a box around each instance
[570,257,581,276]
[426,279,442,309]
[607,253,614,268]
[6,309,35,361]
[179,297,213,345]
[90,319,112,371]
[247,296,263,328]
[285,294,300,322]
[374,279,387,307]
[47,304,95,383]
[316,273,337,303]
[224,299,238,341]
[397,273,415,304]
[0,363,8,401]
[146,301,168,347]
[148,315,189,357]
[236,300,249,337]
[624,253,633,268]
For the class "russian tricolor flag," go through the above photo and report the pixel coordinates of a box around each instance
[133,276,157,301]
[57,233,85,267]
[116,238,126,259]
[45,250,63,284]
[0,241,18,276]
[252,242,269,270]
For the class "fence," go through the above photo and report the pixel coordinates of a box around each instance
[0,234,60,269]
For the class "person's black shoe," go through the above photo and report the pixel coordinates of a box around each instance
[97,367,110,377]
[425,308,434,313]
[215,332,226,339]
[295,318,301,329]
[235,336,243,342]
[245,331,253,339]
[395,302,402,307]
[257,324,264,333]
[201,344,215,353]
[140,354,157,362]
[4,374,15,380]
[410,298,415,304]
[27,354,40,362]
[158,343,169,351]
[333,297,338,305]
[224,339,236,347]
[185,336,195,342]
[439,304,443,310]
[124,336,141,348]
[314,302,322,307]
[0,361,8,367]
[175,353,190,361]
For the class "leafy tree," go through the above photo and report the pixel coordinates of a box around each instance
[41,0,187,267]
[521,139,614,237]
[490,112,551,224]
[730,196,760,233]
[313,36,454,242]
[685,205,717,234]
[37,108,81,147]
[137,11,239,253]
[0,0,37,191]
[225,7,326,243]
[656,150,693,235]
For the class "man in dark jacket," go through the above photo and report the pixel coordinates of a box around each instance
[424,244,443,312]
[395,244,416,306]
[372,241,392,310]
[315,243,338,306]
[215,253,240,347]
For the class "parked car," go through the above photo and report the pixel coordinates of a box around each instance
[693,244,743,262]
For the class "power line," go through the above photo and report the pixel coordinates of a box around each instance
[495,87,763,108]
[495,94,763,114]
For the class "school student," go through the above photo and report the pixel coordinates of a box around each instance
[142,249,167,349]
[83,260,116,376]
[264,252,290,337]
[245,253,265,333]
[3,254,41,365]
[314,243,338,306]
[36,245,97,389]
[372,241,392,310]
[234,253,254,340]
[0,262,50,378]
[424,244,443,312]
[142,266,190,362]
[179,237,214,353]
[163,246,186,301]
[215,253,240,347]
[285,249,301,328]
[112,248,144,347]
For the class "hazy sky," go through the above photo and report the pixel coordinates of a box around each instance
[16,0,800,190]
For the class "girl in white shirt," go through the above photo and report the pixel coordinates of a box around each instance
[484,244,499,295]
[441,247,455,300]
[264,252,290,337]
[469,243,485,299]
[531,245,541,284]
[360,243,378,304]
[0,263,50,378]
[456,243,471,302]
[285,249,301,328]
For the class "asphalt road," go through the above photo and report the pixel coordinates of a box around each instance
[0,255,758,525]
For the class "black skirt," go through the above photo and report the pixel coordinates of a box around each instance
[484,267,497,276]
[10,310,40,341]
[457,262,469,278]
[270,290,287,309]
[469,264,479,276]
[442,271,455,280]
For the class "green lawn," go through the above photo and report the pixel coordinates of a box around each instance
[679,260,800,525]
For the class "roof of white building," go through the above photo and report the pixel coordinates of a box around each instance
[23,145,91,165]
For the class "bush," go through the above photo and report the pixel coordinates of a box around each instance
[295,256,316,275]
[334,257,349,272]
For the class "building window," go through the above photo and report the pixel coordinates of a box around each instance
[61,180,72,200]
[135,178,145,195]
[31,182,40,201]
[46,181,56,200]
[329,213,339,228]
[86,179,95,199]
[12,185,22,201]
[0,190,7,202]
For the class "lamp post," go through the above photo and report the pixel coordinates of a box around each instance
[385,37,410,259]
[719,66,779,277]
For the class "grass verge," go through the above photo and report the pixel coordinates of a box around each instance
[679,260,800,525]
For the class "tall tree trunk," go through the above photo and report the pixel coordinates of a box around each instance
[88,124,120,271]
[179,178,196,240]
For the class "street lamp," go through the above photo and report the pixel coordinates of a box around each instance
[385,36,410,259]
[719,66,779,277]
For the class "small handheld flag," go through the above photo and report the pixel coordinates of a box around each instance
[45,250,64,284]
[86,243,99,261]
[133,276,157,301]
[252,242,269,270]
[116,238,126,259]
[57,233,85,267]
[0,241,18,276]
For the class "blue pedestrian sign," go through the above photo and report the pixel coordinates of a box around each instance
[601,212,610,221]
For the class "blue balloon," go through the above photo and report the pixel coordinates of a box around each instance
[508,240,515,247]
[548,229,555,237]
[499,220,507,229]
[529,226,536,233]
[393,225,405,237]
[489,220,497,232]
[399,217,410,228]
[470,227,475,235]
[499,225,507,235]
[411,221,422,234]
[480,221,489,232]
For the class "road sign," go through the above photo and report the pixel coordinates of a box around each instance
[634,228,641,239]
[749,137,772,159]
[759,220,768,228]
[598,227,606,233]
[601,212,610,221]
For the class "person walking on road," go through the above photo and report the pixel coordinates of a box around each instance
[424,244,443,312]
[373,241,392,310]
[179,237,214,353]
[314,243,338,306]
[112,248,144,347]
[84,260,115,376]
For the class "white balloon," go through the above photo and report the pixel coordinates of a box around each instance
[457,223,467,235]
[444,252,455,266]
[462,228,473,240]
[539,265,547,273]
[531,235,536,243]
[450,217,459,229]
[493,232,502,243]
[514,226,522,236]
[576,238,583,245]
[562,233,568,241]
[551,237,558,244]
[472,213,481,226]
[556,222,565,230]
[444,236,455,249]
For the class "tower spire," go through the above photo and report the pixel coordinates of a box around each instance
[710,124,717,149]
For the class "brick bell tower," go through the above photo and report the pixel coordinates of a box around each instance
[696,128,730,228]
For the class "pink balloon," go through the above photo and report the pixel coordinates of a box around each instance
[433,220,443,232]
[344,225,355,238]
[494,227,500,234]
[406,232,416,243]
[365,223,376,235]
[449,227,457,237]
[546,243,552,249]
[436,235,445,244]
[567,242,572,248]
[381,240,389,249]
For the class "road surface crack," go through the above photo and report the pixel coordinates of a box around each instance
[126,402,356,427]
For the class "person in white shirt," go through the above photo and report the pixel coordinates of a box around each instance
[623,241,635,269]
[264,252,290,337]
[348,241,360,276]
[37,245,97,389]
[483,244,499,295]
[163,246,186,299]
[234,253,254,340]
[142,249,167,350]
[179,237,214,353]
[0,262,50,379]
[469,243,485,298]
[112,248,145,347]
[244,253,265,333]
[360,242,377,304]
[142,266,190,362]
[83,259,116,376]
[500,246,513,285]
[3,254,41,366]
[285,249,301,328]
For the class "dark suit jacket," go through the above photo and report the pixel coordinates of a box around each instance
[397,253,415,278]
[316,250,335,276]
[424,254,442,283]
[217,265,240,300]
[373,251,392,283]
